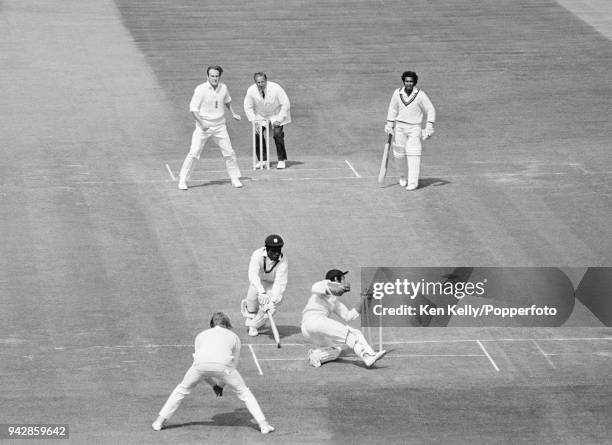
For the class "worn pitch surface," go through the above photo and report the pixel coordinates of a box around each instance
[1,0,611,443]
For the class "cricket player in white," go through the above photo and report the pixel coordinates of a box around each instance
[243,72,291,169]
[385,70,436,190]
[301,270,386,368]
[241,234,288,337]
[178,65,243,190]
[152,312,275,434]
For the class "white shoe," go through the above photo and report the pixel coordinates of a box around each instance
[248,326,259,337]
[277,160,286,169]
[406,184,418,191]
[231,178,243,188]
[259,421,275,434]
[363,350,387,368]
[399,177,407,187]
[151,416,165,431]
[255,161,263,169]
[307,349,322,368]
[178,181,188,190]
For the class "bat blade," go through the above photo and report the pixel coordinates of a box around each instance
[378,134,393,184]
[267,311,281,348]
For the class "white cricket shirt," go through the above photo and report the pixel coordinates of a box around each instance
[189,81,232,127]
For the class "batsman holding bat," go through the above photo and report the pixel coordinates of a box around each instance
[385,70,436,190]
[301,270,386,368]
[241,234,288,337]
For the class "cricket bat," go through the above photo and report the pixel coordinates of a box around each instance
[378,133,393,184]
[267,310,281,348]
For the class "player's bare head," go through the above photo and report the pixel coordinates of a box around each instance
[325,269,348,283]
[210,312,232,329]
[265,234,284,260]
[206,65,223,77]
[401,71,418,85]
[254,72,267,89]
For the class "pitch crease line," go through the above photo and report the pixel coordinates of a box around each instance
[532,340,556,368]
[165,164,176,181]
[477,340,500,372]
[248,345,264,376]
[344,159,361,178]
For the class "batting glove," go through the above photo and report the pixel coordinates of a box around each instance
[262,301,276,315]
[422,122,435,140]
[258,293,270,305]
[384,124,395,136]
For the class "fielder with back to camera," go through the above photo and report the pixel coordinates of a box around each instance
[385,70,436,191]
[301,270,387,368]
[241,234,288,337]
[151,312,274,434]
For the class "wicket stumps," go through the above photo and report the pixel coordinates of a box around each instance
[252,120,271,170]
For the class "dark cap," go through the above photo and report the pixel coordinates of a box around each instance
[325,269,348,281]
[265,234,284,248]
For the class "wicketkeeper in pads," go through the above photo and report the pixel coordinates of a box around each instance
[241,234,288,337]
[385,70,436,190]
[301,270,387,368]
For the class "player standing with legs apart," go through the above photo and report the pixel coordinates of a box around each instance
[241,234,288,337]
[152,312,275,434]
[244,72,291,169]
[301,270,387,368]
[177,65,243,190]
[385,71,436,190]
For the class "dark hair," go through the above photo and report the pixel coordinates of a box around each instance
[401,71,418,85]
[210,312,232,329]
[206,65,224,76]
[254,72,267,81]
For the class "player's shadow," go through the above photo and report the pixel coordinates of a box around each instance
[280,160,304,168]
[163,408,258,432]
[189,178,253,188]
[262,324,301,339]
[419,177,451,188]
[379,177,450,189]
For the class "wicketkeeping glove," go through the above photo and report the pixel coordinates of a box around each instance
[213,385,223,397]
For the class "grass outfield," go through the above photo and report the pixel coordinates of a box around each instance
[1,0,611,443]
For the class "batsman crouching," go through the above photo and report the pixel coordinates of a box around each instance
[301,270,387,368]
[241,234,288,337]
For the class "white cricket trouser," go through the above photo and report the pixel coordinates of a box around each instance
[179,124,241,181]
[393,122,423,188]
[158,362,266,423]
[301,314,350,347]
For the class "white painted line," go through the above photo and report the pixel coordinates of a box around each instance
[345,159,361,178]
[532,340,556,369]
[244,343,304,347]
[248,344,263,376]
[477,340,500,372]
[389,354,485,358]
[258,357,305,361]
[165,164,176,181]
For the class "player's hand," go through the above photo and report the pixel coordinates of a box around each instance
[233,113,242,121]
[213,385,223,397]
[328,281,351,296]
[272,120,281,127]
[384,124,394,135]
[258,293,270,305]
[422,122,434,140]
[262,301,276,315]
